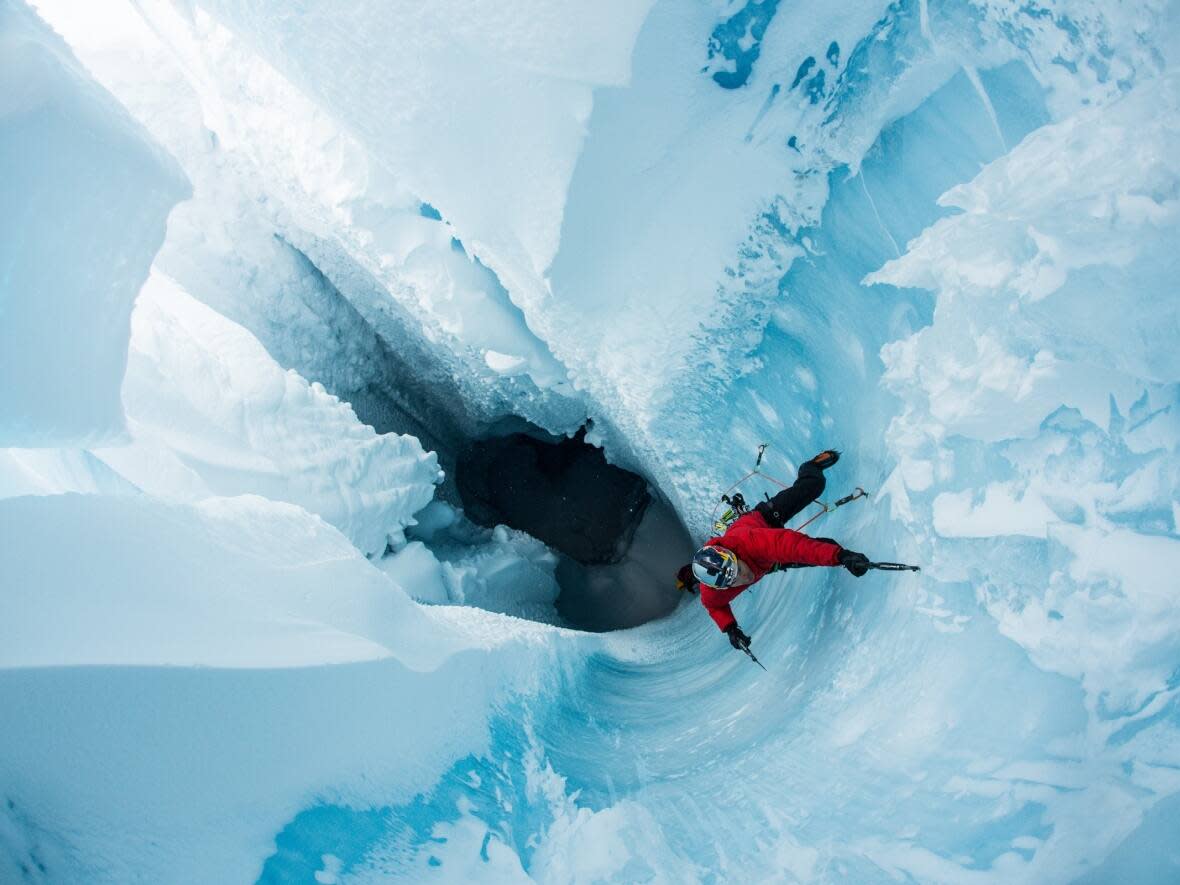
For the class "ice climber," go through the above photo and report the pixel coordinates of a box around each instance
[676,450,871,654]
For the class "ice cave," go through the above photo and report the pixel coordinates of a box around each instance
[1,0,1178,882]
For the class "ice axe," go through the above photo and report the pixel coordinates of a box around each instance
[867,561,921,572]
[738,640,767,671]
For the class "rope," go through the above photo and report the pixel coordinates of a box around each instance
[708,443,866,536]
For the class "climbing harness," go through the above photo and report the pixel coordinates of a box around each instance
[710,443,868,535]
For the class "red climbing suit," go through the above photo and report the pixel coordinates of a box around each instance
[698,510,842,631]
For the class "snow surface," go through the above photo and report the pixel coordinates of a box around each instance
[5,0,1180,881]
[0,0,187,446]
[0,490,568,880]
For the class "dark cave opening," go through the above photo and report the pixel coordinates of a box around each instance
[454,426,695,632]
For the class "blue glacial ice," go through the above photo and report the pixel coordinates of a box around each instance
[3,0,1180,881]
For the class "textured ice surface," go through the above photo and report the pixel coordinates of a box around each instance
[0,0,187,446]
[35,0,588,467]
[98,272,441,556]
[869,70,1180,785]
[6,0,1180,881]
[119,0,597,436]
[392,504,564,622]
[187,0,654,286]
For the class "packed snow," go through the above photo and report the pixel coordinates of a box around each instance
[3,0,1179,881]
[0,0,187,447]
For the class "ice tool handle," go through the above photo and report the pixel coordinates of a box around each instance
[833,488,868,508]
[794,486,867,532]
[867,561,921,572]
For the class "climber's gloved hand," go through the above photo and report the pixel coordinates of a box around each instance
[725,623,752,651]
[838,549,870,577]
[810,449,841,470]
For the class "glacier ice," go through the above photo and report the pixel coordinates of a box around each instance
[4,0,1180,881]
[105,271,441,557]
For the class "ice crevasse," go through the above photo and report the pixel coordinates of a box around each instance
[2,0,1180,882]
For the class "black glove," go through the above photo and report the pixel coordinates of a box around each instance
[725,623,751,651]
[838,549,870,577]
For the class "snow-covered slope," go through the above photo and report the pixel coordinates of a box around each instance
[4,0,1180,882]
[0,491,570,881]
[0,0,187,446]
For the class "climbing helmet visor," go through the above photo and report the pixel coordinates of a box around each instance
[692,545,741,589]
